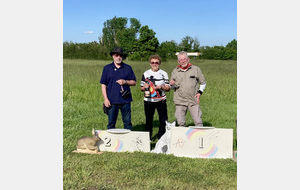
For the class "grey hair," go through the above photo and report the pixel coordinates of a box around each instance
[177,51,188,60]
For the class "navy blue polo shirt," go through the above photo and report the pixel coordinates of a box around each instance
[100,62,136,104]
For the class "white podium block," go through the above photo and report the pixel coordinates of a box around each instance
[170,127,233,158]
[95,130,150,153]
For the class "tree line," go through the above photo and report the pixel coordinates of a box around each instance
[63,16,237,61]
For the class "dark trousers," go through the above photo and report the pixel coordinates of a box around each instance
[144,100,168,140]
[107,103,132,130]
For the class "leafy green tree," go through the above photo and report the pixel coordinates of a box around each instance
[199,44,237,60]
[63,41,110,60]
[193,37,200,52]
[224,39,237,60]
[226,39,237,51]
[200,46,224,60]
[99,16,128,52]
[214,46,225,60]
[99,16,142,56]
[118,18,141,54]
[65,16,237,61]
[223,48,237,60]
[63,41,78,59]
[130,25,159,60]
[178,36,201,52]
[178,36,194,52]
[157,40,178,60]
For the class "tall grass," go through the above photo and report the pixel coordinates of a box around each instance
[63,59,237,189]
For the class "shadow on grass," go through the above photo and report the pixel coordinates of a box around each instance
[183,121,213,127]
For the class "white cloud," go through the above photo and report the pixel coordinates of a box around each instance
[84,31,94,34]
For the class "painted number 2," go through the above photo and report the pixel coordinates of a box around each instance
[104,137,111,147]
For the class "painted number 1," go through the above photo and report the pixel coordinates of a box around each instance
[199,137,204,148]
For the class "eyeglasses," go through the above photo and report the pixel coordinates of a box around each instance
[151,62,159,65]
[114,54,123,57]
[178,58,188,62]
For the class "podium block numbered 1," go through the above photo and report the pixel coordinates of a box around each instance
[170,127,233,158]
[95,130,150,153]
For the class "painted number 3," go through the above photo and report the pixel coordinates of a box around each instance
[104,137,111,147]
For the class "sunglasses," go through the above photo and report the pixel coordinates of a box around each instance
[151,62,159,65]
[114,54,123,57]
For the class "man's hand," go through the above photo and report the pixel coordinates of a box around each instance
[104,99,111,108]
[170,80,175,86]
[195,93,201,104]
[116,79,126,85]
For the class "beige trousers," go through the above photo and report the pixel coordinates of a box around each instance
[175,104,203,127]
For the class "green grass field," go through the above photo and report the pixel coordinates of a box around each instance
[63,58,237,190]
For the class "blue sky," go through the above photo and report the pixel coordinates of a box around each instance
[63,0,237,47]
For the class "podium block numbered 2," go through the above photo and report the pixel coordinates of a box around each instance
[95,130,150,153]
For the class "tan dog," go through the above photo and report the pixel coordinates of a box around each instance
[76,128,101,153]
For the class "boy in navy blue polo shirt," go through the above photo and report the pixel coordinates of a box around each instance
[100,47,137,130]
